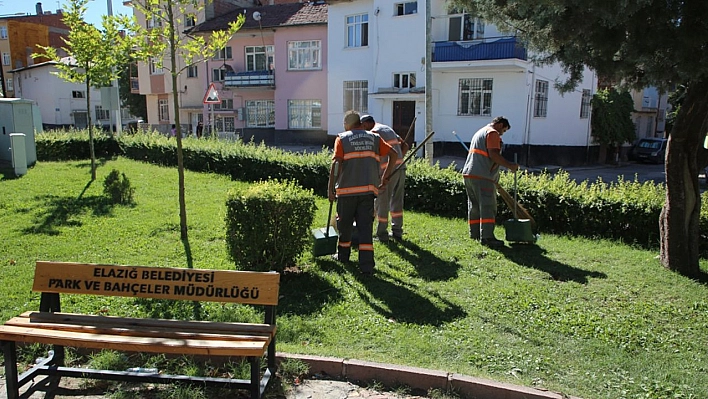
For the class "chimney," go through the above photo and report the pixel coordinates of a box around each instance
[36,2,43,16]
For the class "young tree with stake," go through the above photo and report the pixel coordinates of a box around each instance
[130,0,244,241]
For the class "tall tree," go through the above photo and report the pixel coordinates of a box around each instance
[34,0,136,180]
[591,88,635,162]
[118,58,147,121]
[130,0,243,241]
[452,0,708,276]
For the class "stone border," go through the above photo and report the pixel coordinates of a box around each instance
[277,353,582,399]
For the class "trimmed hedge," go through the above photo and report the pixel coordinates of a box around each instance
[225,180,316,272]
[35,130,708,255]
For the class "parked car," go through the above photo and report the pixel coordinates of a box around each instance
[629,138,667,164]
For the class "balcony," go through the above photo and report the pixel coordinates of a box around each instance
[432,37,527,63]
[224,70,274,88]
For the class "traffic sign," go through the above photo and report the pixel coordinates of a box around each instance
[203,83,221,104]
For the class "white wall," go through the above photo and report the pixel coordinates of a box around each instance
[327,0,425,138]
[13,64,103,126]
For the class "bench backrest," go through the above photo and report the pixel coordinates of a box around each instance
[33,261,280,306]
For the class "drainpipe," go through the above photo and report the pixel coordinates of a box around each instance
[585,70,596,164]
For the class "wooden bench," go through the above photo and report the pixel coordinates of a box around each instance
[0,261,280,399]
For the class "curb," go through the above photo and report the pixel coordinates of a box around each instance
[277,353,582,399]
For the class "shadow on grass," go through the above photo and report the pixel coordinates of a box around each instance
[498,243,607,284]
[690,270,708,285]
[21,180,127,235]
[384,238,461,281]
[321,257,466,326]
[278,271,343,316]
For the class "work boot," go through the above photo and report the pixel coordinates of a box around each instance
[480,237,505,248]
[374,234,389,243]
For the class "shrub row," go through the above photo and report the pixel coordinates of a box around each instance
[36,130,708,255]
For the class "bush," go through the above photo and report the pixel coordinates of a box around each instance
[34,130,708,256]
[103,169,135,205]
[225,180,316,272]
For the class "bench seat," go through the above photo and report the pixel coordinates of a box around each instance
[0,311,276,357]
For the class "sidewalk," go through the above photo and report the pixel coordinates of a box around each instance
[0,353,580,399]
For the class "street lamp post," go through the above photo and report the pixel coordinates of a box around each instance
[107,0,122,135]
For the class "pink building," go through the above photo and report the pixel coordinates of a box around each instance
[188,2,328,143]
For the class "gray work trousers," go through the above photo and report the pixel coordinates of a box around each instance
[375,169,405,238]
[336,194,375,273]
[464,178,498,240]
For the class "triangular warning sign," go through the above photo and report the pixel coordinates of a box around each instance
[203,83,221,104]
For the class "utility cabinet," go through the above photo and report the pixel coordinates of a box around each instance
[0,98,41,167]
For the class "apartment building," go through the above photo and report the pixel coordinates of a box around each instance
[327,0,597,166]
[11,57,135,129]
[0,3,68,98]
[132,0,328,143]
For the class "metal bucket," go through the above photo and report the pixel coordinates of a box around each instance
[312,201,338,257]
[504,219,536,243]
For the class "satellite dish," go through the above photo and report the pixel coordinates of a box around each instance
[253,11,261,21]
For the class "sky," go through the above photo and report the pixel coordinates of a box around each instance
[0,1,133,26]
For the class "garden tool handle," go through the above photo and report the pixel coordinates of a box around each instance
[513,153,518,220]
[325,200,334,238]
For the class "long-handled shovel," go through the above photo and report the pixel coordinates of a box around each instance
[388,131,435,178]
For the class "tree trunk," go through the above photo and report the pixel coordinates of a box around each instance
[167,0,189,241]
[659,79,708,276]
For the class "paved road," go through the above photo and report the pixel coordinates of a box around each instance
[433,155,668,185]
[542,162,667,185]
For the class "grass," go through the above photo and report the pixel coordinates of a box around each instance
[1,158,707,399]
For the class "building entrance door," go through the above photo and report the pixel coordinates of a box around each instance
[392,101,416,147]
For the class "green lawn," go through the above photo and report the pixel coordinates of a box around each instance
[1,158,707,399]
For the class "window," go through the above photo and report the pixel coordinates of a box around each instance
[213,46,232,60]
[394,72,416,89]
[458,78,492,116]
[288,40,321,70]
[534,79,549,117]
[0,26,7,39]
[246,100,275,127]
[214,99,234,110]
[149,57,163,75]
[288,100,321,129]
[2,52,9,66]
[245,46,274,71]
[346,13,368,48]
[395,2,418,16]
[158,99,169,121]
[187,65,198,78]
[72,90,85,98]
[95,105,110,120]
[448,14,484,41]
[343,80,368,112]
[215,116,235,133]
[580,89,591,118]
[185,14,196,28]
[6,78,12,91]
[212,68,226,82]
[147,10,162,29]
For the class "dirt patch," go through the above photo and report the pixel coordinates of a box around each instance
[0,375,432,399]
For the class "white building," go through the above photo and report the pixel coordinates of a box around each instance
[327,0,424,147]
[10,58,133,130]
[328,0,597,166]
